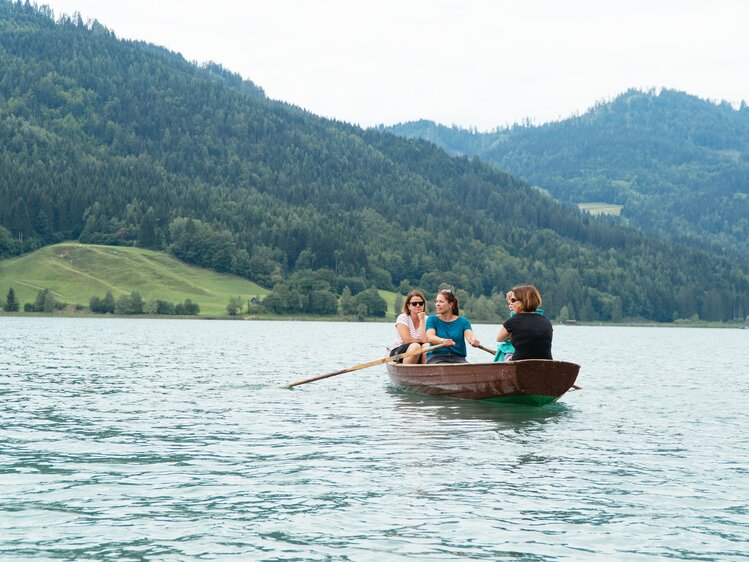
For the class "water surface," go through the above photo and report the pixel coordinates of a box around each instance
[1,318,747,560]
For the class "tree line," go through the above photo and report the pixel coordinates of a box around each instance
[0,286,200,316]
[0,282,390,319]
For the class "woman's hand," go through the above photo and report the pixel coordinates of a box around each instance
[470,339,481,348]
[439,338,455,347]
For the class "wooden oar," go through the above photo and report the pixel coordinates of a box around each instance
[476,343,582,390]
[285,343,448,388]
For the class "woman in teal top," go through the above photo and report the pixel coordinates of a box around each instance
[425,289,481,364]
[494,290,516,361]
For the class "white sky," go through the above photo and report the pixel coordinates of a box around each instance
[39,0,749,131]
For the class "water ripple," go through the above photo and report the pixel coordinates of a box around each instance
[1,319,747,560]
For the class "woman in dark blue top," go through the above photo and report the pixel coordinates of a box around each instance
[496,285,553,360]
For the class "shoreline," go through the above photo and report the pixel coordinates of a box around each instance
[1,311,747,329]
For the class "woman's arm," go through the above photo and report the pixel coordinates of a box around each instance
[464,328,480,347]
[416,312,427,342]
[396,323,419,344]
[426,327,454,347]
[497,325,510,342]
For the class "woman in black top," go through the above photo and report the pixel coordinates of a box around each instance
[496,285,553,360]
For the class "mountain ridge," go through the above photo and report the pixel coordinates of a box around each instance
[384,88,749,255]
[1,1,748,322]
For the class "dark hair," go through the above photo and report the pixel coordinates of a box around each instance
[438,289,460,316]
[402,290,426,315]
[511,285,542,312]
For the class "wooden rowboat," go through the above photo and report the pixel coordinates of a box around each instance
[386,359,580,406]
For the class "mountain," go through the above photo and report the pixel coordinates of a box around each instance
[1,1,748,323]
[384,89,749,255]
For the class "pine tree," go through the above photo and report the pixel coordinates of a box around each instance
[340,286,354,315]
[103,290,116,314]
[4,287,20,312]
[137,208,158,248]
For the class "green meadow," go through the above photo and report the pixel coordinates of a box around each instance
[0,243,269,316]
[0,243,402,318]
[379,289,399,317]
[577,202,624,216]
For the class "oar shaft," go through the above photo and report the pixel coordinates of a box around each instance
[286,343,447,388]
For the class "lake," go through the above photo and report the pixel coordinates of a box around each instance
[1,317,747,560]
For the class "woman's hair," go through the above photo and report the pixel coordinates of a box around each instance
[402,290,426,315]
[438,289,460,316]
[511,285,542,312]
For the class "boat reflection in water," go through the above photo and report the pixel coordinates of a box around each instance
[386,385,573,426]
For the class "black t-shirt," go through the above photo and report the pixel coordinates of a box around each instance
[503,313,553,360]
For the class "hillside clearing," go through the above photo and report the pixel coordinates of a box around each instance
[0,243,268,316]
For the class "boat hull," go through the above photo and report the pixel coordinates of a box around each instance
[386,360,580,406]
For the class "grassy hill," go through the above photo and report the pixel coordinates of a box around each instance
[0,242,404,318]
[0,243,268,316]
[379,289,400,317]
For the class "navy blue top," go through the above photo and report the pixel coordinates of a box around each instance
[426,315,472,358]
[503,313,553,360]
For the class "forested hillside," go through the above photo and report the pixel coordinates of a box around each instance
[1,1,748,322]
[385,89,749,255]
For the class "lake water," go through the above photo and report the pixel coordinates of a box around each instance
[1,317,747,561]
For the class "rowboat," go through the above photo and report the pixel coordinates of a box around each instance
[386,359,580,406]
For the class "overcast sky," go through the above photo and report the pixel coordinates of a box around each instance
[39,0,749,131]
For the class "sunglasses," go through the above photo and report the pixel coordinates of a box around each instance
[510,298,521,303]
[409,301,425,306]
